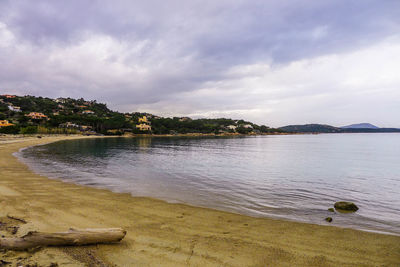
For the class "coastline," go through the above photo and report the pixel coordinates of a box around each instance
[1,136,399,266]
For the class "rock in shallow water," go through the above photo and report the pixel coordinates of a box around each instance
[325,217,333,223]
[334,201,358,212]
[328,208,335,212]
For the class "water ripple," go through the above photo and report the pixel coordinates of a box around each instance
[18,134,400,235]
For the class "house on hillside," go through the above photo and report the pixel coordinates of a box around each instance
[59,122,79,129]
[26,112,48,120]
[227,125,237,130]
[59,122,92,132]
[136,116,151,131]
[82,110,95,115]
[179,117,191,122]
[8,105,21,112]
[80,125,93,131]
[136,124,151,131]
[55,98,67,103]
[0,120,14,127]
[243,124,253,129]
[138,116,148,123]
[2,95,16,98]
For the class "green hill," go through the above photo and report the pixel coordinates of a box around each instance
[0,94,282,135]
[279,124,341,133]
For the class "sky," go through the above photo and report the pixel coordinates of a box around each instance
[0,0,400,127]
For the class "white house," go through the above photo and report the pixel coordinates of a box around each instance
[243,124,253,129]
[8,105,21,112]
[55,98,67,103]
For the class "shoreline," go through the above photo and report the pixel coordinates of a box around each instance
[1,136,399,266]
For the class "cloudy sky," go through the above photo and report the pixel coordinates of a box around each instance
[1,0,399,127]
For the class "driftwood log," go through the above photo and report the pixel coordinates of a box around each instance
[0,228,126,250]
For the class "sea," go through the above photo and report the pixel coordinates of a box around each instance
[17,134,400,235]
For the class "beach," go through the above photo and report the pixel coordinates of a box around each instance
[0,136,399,266]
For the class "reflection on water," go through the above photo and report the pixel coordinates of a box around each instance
[137,137,152,149]
[19,134,400,235]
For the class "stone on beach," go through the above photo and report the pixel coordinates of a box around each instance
[334,201,359,212]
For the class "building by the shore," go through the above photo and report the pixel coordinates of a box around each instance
[136,124,151,131]
[136,116,151,131]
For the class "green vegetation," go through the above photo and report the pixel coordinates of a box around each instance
[0,125,20,134]
[150,117,281,135]
[0,95,283,135]
[19,126,38,134]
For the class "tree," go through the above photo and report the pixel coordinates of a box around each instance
[20,126,38,134]
[236,126,252,134]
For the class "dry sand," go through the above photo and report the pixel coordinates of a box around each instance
[0,135,399,266]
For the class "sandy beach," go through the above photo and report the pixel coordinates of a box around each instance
[0,136,399,266]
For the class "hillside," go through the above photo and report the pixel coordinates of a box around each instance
[0,94,282,135]
[279,124,341,133]
[341,128,400,133]
[341,123,379,129]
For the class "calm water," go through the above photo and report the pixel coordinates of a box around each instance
[18,134,400,235]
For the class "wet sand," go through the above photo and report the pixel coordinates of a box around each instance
[0,135,399,266]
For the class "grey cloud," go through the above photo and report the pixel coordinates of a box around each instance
[2,1,399,62]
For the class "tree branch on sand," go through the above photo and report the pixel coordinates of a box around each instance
[0,228,126,250]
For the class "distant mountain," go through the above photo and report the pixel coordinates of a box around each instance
[279,124,400,133]
[279,124,341,133]
[341,123,379,129]
[341,128,400,133]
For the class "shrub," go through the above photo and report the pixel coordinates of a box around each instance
[20,126,38,134]
[0,125,20,134]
